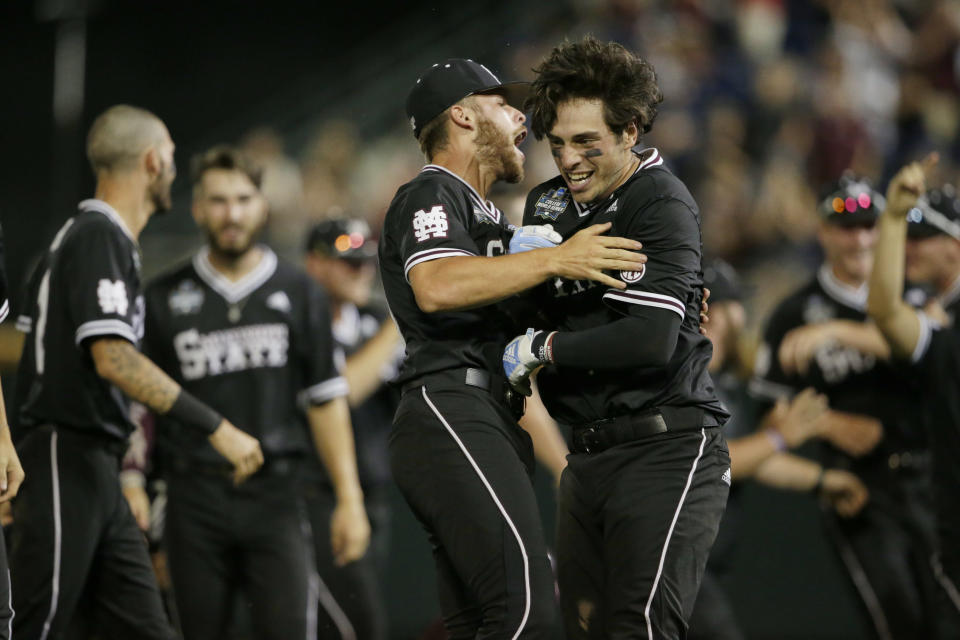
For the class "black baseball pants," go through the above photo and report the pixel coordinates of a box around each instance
[821,474,958,640]
[556,427,729,640]
[164,466,315,640]
[390,384,556,639]
[303,483,390,640]
[10,425,176,639]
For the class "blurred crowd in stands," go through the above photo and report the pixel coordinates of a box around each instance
[232,0,960,354]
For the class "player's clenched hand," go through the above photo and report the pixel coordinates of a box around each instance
[503,328,551,396]
[550,222,646,290]
[816,411,883,457]
[778,324,835,376]
[819,469,869,518]
[0,428,25,503]
[509,224,563,253]
[330,498,370,567]
[885,153,938,219]
[763,387,829,448]
[208,420,264,485]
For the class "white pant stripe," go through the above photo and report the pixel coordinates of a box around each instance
[421,386,532,639]
[644,428,708,639]
[38,432,62,640]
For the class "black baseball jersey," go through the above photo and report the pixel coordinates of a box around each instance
[306,303,400,490]
[379,164,516,384]
[909,280,960,541]
[16,199,145,441]
[521,148,728,426]
[750,265,926,478]
[144,247,347,464]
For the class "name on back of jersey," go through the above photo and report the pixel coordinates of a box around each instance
[174,323,289,380]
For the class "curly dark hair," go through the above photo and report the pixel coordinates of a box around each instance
[526,36,663,140]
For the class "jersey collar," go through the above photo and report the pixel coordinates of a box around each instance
[78,199,137,244]
[817,263,868,310]
[570,147,663,218]
[421,164,502,224]
[193,245,278,304]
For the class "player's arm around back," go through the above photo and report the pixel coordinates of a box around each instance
[409,222,646,313]
[89,337,263,483]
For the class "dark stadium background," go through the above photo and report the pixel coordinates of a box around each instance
[5,0,950,637]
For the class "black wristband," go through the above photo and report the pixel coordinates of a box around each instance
[530,330,557,364]
[168,389,223,435]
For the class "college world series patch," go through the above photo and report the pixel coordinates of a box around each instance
[534,187,570,221]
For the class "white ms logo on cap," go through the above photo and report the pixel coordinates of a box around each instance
[619,264,645,284]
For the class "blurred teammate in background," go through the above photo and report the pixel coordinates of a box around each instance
[304,217,401,640]
[139,146,368,639]
[868,156,960,636]
[751,174,942,639]
[10,105,263,639]
[688,259,867,640]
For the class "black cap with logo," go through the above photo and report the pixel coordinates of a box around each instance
[907,185,960,240]
[406,58,529,139]
[818,173,885,227]
[305,218,377,262]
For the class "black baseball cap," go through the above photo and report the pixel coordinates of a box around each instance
[702,259,745,304]
[818,173,885,227]
[305,218,377,262]
[907,185,960,240]
[406,58,530,139]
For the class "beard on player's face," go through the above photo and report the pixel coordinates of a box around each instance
[149,161,175,214]
[475,116,523,184]
[205,219,265,259]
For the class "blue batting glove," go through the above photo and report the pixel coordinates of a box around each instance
[508,225,562,254]
[502,328,556,396]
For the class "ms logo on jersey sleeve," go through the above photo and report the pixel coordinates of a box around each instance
[97,279,129,315]
[534,187,570,221]
[413,205,449,242]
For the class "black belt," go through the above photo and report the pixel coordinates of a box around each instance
[402,367,526,421]
[570,406,719,454]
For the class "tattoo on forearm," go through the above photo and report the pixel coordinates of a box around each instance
[100,340,179,413]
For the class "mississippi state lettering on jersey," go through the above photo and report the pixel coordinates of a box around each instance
[750,265,927,459]
[522,148,728,426]
[16,199,145,440]
[379,165,516,383]
[144,247,347,464]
